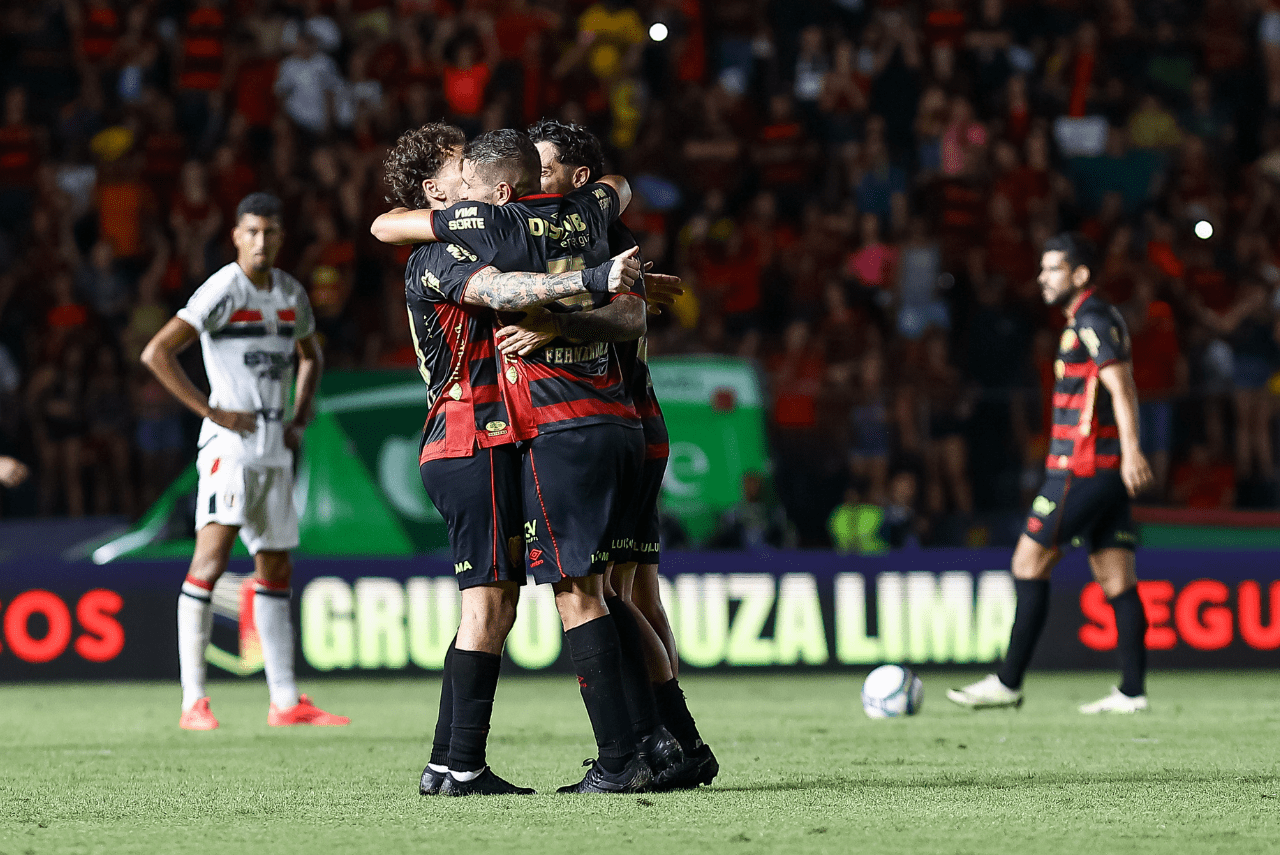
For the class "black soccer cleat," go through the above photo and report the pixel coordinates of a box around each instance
[556,756,653,794]
[654,743,719,791]
[440,767,535,796]
[637,726,684,777]
[420,765,446,795]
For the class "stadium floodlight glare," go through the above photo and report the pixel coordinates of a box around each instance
[649,22,669,42]
[1195,220,1213,240]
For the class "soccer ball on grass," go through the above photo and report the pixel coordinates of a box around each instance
[861,664,924,718]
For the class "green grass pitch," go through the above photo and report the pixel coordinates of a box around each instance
[2,672,1277,855]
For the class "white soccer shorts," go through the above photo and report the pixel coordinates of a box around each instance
[195,450,299,554]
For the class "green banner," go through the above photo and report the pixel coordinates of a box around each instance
[93,371,446,562]
[94,359,770,561]
[648,356,770,543]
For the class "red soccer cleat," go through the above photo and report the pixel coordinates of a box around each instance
[267,694,350,727]
[179,697,219,731]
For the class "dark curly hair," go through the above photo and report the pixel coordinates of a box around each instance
[1043,232,1097,273]
[382,123,467,209]
[462,129,541,197]
[527,119,604,181]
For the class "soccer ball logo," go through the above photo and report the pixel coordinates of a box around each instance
[861,664,924,718]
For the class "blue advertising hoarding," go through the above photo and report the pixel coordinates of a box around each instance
[0,550,1275,680]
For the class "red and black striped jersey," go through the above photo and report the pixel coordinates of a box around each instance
[1047,290,1131,476]
[405,240,517,462]
[431,184,641,437]
[608,221,668,459]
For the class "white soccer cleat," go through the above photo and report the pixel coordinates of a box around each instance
[946,674,1024,710]
[1078,686,1148,715]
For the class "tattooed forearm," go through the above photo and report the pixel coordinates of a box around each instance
[462,267,589,310]
[552,296,645,343]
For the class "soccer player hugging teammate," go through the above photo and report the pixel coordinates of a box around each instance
[141,193,348,730]
[377,127,683,794]
[949,233,1155,714]
[516,119,717,789]
[372,125,641,795]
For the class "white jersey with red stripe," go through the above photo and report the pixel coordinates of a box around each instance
[177,262,316,467]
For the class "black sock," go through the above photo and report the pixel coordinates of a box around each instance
[447,648,502,773]
[429,638,456,767]
[604,596,662,740]
[997,579,1051,690]
[653,678,703,754]
[565,616,636,774]
[1111,586,1148,697]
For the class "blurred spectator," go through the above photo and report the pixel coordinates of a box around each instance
[274,33,345,138]
[75,239,132,332]
[84,344,134,516]
[0,0,1274,528]
[913,330,974,517]
[1125,276,1184,499]
[27,343,88,517]
[880,468,926,548]
[847,347,893,505]
[0,86,42,236]
[711,472,797,550]
[828,485,888,554]
[170,161,222,281]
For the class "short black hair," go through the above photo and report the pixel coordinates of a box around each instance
[527,119,605,181]
[463,128,541,197]
[383,122,467,208]
[1043,232,1097,273]
[236,192,283,222]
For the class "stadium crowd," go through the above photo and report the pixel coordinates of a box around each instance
[1,0,1279,546]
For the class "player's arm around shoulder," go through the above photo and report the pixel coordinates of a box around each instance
[593,175,632,214]
[463,246,641,311]
[370,207,440,245]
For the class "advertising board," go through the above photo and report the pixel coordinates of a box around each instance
[2,550,1274,681]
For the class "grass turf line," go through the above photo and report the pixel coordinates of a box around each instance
[1,672,1277,855]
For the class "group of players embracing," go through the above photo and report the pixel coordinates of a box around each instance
[367,119,717,795]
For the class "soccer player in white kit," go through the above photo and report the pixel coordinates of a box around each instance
[142,193,348,730]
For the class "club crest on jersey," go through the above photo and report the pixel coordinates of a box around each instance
[1080,327,1101,358]
[1059,329,1078,353]
[485,420,508,436]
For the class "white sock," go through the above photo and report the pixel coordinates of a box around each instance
[428,763,449,774]
[178,580,214,711]
[450,768,484,782]
[254,583,299,709]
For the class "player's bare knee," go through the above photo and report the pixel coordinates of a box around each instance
[254,550,292,586]
[1089,549,1136,598]
[1011,537,1055,581]
[186,554,226,586]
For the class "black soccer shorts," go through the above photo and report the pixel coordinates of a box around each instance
[420,445,525,590]
[1023,470,1137,553]
[610,455,666,565]
[521,423,644,585]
